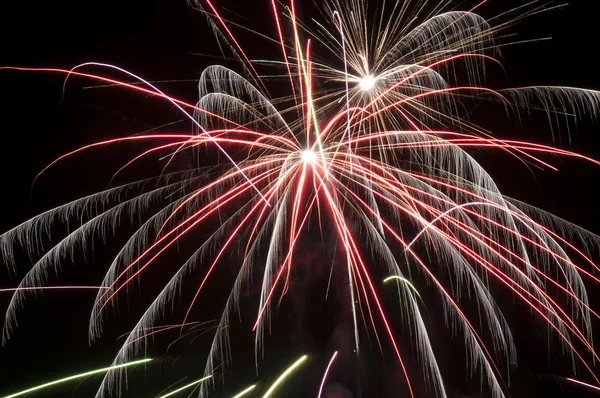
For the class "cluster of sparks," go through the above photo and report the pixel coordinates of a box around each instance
[3,0,600,397]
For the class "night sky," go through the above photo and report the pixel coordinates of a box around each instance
[2,0,600,397]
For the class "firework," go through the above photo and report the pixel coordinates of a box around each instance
[0,286,107,293]
[2,0,600,397]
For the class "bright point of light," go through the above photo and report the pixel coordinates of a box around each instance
[301,150,317,163]
[358,75,376,91]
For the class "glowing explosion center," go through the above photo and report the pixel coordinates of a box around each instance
[358,74,376,91]
[301,149,317,164]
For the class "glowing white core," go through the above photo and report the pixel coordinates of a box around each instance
[358,75,376,91]
[301,150,317,163]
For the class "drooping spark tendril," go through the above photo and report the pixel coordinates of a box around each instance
[0,286,108,293]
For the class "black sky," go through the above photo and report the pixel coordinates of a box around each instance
[2,0,600,397]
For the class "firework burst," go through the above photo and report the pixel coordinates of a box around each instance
[2,0,600,397]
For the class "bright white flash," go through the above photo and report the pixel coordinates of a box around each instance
[301,150,317,163]
[358,75,376,91]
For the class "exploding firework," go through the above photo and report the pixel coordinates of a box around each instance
[2,0,600,397]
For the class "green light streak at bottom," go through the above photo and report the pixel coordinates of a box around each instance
[158,375,212,398]
[231,384,256,398]
[262,355,308,398]
[2,358,152,398]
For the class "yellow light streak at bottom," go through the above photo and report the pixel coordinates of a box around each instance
[2,358,152,398]
[231,384,256,398]
[262,355,308,398]
[157,375,212,398]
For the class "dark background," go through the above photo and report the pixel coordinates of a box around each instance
[1,0,600,397]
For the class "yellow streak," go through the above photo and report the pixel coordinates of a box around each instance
[383,276,422,298]
[262,355,308,398]
[157,375,212,398]
[2,358,152,398]
[231,384,256,398]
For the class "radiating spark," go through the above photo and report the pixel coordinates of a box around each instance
[332,11,353,161]
[1,358,151,398]
[157,375,212,398]
[261,355,308,398]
